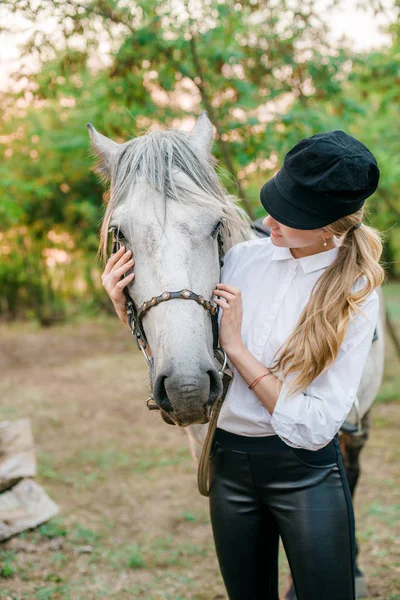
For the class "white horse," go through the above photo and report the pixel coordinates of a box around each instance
[89,112,252,428]
[88,112,385,461]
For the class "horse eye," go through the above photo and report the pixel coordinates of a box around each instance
[110,227,126,240]
[211,221,222,238]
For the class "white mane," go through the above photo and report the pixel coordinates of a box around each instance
[98,128,252,259]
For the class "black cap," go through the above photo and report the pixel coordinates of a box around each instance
[260,130,380,230]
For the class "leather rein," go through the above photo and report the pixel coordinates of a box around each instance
[109,226,233,489]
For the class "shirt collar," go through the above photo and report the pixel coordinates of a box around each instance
[271,243,339,274]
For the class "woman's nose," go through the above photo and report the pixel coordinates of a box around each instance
[263,214,281,228]
[263,215,273,227]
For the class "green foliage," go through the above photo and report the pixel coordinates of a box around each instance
[1,0,400,321]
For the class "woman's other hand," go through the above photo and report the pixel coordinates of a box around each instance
[101,246,135,326]
[213,283,244,356]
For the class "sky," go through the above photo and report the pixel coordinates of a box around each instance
[0,1,393,91]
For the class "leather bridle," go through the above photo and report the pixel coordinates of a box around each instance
[108,225,230,420]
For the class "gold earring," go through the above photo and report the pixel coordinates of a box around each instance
[322,236,327,247]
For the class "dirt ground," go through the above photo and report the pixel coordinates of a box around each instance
[0,318,399,600]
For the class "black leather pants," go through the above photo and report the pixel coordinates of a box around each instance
[209,428,356,600]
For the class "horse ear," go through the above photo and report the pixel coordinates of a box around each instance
[87,123,120,178]
[190,111,214,157]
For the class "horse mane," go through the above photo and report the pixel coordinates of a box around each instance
[98,128,253,261]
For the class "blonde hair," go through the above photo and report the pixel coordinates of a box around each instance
[268,207,385,395]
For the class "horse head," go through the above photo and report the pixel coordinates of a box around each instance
[88,113,251,426]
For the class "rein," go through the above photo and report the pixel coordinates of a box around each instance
[109,227,233,493]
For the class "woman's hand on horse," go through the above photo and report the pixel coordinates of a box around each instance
[213,283,244,355]
[101,246,135,325]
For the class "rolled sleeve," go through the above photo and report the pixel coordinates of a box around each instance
[270,290,380,450]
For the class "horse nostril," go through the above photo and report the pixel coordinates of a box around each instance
[153,375,174,413]
[207,368,222,406]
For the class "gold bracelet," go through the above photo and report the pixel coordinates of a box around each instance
[248,371,271,391]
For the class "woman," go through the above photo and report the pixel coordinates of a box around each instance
[102,130,384,600]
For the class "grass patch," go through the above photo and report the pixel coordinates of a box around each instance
[37,451,60,481]
[65,448,133,489]
[107,543,146,570]
[148,535,208,568]
[177,509,210,524]
[0,404,18,420]
[126,545,147,569]
[70,523,102,546]
[33,584,72,600]
[106,535,210,572]
[0,550,17,579]
[179,511,197,522]
[132,447,190,474]
[78,448,131,471]
[50,552,68,568]
[367,503,400,526]
[37,518,68,540]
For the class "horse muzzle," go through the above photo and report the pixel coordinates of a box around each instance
[151,369,222,426]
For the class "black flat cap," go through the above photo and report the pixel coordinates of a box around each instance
[260,130,380,229]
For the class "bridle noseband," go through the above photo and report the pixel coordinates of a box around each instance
[109,226,229,420]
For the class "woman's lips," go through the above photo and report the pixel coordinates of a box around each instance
[271,229,282,238]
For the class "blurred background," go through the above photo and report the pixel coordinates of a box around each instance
[0,1,399,599]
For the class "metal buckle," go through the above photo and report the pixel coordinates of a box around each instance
[146,396,159,410]
[214,347,228,376]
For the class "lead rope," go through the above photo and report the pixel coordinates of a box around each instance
[197,366,233,497]
[196,239,234,497]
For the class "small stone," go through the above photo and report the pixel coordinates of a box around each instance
[48,538,64,551]
[78,545,93,554]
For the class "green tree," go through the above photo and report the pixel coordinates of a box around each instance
[1,0,399,321]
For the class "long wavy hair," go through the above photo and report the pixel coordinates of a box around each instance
[268,207,385,395]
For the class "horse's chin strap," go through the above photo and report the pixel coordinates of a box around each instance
[124,287,219,369]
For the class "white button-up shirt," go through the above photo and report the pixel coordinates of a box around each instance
[217,237,379,450]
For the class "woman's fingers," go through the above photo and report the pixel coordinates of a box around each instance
[102,250,134,294]
[110,273,135,304]
[101,248,135,326]
[115,273,135,289]
[216,283,240,295]
[103,246,126,275]
[102,250,133,284]
[214,297,229,308]
[214,289,236,301]
[111,250,133,273]
[113,258,134,279]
